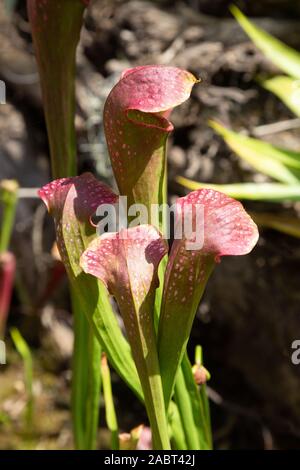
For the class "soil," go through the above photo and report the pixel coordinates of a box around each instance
[1,0,300,449]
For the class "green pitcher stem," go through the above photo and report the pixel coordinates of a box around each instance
[71,286,101,450]
[101,354,119,450]
[174,366,200,450]
[142,353,171,450]
[28,0,102,449]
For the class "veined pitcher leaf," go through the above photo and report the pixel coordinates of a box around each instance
[81,225,170,449]
[158,189,258,406]
[210,121,300,183]
[260,75,300,118]
[39,173,143,400]
[176,177,300,202]
[104,65,198,230]
[231,6,300,80]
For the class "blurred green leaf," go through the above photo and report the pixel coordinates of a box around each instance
[0,180,19,254]
[10,328,34,430]
[4,0,17,14]
[176,177,300,202]
[260,75,300,118]
[231,6,300,80]
[210,121,300,183]
[101,354,119,450]
[251,212,300,238]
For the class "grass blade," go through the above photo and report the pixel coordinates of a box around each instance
[210,121,300,183]
[10,328,34,431]
[101,354,119,450]
[231,6,300,80]
[251,211,300,238]
[260,75,300,118]
[177,177,300,201]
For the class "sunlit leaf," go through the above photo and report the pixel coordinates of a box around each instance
[10,328,34,428]
[177,177,300,202]
[231,6,300,80]
[251,211,300,238]
[260,75,300,118]
[210,121,300,183]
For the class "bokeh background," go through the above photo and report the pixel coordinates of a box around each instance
[1,0,300,449]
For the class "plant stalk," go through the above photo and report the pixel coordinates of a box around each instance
[27,0,102,449]
[101,353,119,450]
[71,286,101,450]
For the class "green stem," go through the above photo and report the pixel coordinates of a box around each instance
[143,358,170,450]
[86,327,102,449]
[174,366,200,450]
[28,1,102,449]
[195,346,213,449]
[71,288,88,448]
[181,353,212,450]
[0,180,19,254]
[101,354,119,450]
[154,149,204,450]
[10,327,34,432]
[168,402,187,450]
[199,383,212,449]
[71,286,101,450]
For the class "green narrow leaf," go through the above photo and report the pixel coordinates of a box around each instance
[260,75,300,118]
[71,287,101,450]
[167,402,188,450]
[101,354,119,450]
[173,363,200,450]
[210,121,300,183]
[177,177,300,202]
[10,328,34,430]
[181,354,212,449]
[231,6,300,80]
[192,346,212,448]
[251,211,300,238]
[172,353,211,450]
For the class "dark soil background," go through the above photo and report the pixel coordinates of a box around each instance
[1,0,300,449]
